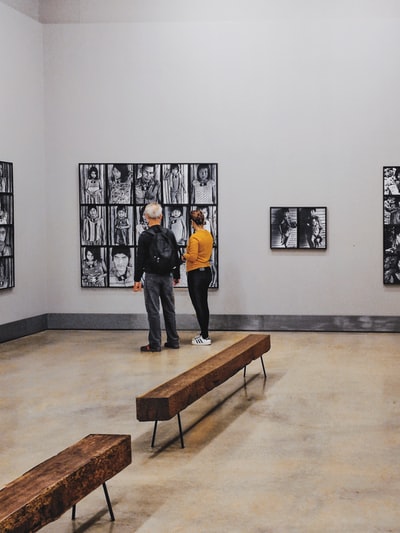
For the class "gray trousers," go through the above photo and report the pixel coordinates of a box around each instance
[143,273,179,349]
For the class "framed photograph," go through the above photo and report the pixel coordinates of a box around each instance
[79,164,105,204]
[270,207,327,250]
[79,162,219,288]
[383,166,400,284]
[0,161,14,290]
[162,164,189,204]
[298,207,327,249]
[270,207,298,249]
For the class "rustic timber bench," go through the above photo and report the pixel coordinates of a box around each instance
[136,334,271,448]
[0,433,131,533]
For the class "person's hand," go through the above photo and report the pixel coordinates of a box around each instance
[173,278,180,286]
[133,281,142,292]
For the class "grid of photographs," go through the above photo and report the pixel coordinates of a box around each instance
[383,166,400,284]
[79,163,218,288]
[0,161,14,290]
[270,207,327,250]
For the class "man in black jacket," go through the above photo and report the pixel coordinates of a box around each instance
[133,202,181,352]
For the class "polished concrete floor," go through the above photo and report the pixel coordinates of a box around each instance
[0,330,399,532]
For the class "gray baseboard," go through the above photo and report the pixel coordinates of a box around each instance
[0,314,48,343]
[1,313,400,343]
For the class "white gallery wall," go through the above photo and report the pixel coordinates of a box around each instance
[0,2,47,325]
[2,0,400,327]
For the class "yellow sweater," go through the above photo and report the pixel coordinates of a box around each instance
[184,229,213,272]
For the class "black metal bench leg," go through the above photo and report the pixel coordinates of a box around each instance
[103,482,115,521]
[244,358,266,379]
[260,355,267,379]
[151,420,158,447]
[71,483,115,522]
[177,413,185,448]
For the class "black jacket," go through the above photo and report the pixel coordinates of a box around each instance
[134,224,181,282]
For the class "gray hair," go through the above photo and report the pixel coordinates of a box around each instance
[144,202,162,219]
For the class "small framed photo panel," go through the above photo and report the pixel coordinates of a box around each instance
[80,204,107,246]
[109,204,134,246]
[162,164,189,204]
[189,164,217,205]
[107,163,135,204]
[79,164,106,204]
[164,205,188,246]
[270,207,327,250]
[0,257,14,289]
[384,166,400,196]
[0,160,14,290]
[109,246,134,288]
[135,164,161,204]
[191,205,217,241]
[383,166,400,284]
[81,246,108,288]
[270,207,298,249]
[0,161,13,194]
[298,207,327,249]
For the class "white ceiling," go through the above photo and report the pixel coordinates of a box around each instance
[5,0,400,25]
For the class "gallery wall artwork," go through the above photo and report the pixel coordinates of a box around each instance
[79,163,218,288]
[0,161,14,289]
[270,207,327,250]
[383,166,400,284]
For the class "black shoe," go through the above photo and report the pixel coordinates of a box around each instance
[164,342,180,349]
[140,344,161,352]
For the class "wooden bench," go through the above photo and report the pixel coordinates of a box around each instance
[0,433,132,532]
[136,334,270,448]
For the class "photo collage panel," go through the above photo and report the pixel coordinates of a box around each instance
[0,161,14,289]
[383,166,400,284]
[270,207,327,250]
[79,163,218,288]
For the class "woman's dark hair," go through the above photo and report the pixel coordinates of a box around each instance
[190,210,205,226]
[88,166,98,178]
[85,246,100,261]
[112,164,130,182]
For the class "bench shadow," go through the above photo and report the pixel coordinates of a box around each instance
[133,370,268,455]
[68,508,115,533]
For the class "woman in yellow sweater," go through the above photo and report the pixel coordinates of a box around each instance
[183,210,214,345]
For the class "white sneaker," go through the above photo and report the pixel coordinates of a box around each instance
[192,335,211,345]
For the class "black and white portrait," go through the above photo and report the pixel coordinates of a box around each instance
[162,164,189,204]
[107,163,134,204]
[0,257,13,289]
[270,207,298,249]
[79,162,219,289]
[384,167,400,196]
[109,246,134,288]
[135,164,161,204]
[0,160,14,290]
[0,162,12,194]
[190,164,217,205]
[383,166,400,284]
[135,205,148,243]
[110,204,133,246]
[0,195,12,225]
[80,204,107,246]
[298,207,327,249]
[80,164,105,204]
[191,204,217,241]
[271,207,327,250]
[0,226,12,257]
[164,205,188,246]
[81,246,108,288]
